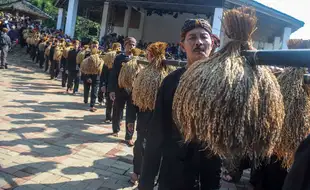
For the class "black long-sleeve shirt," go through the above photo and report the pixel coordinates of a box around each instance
[107,54,130,94]
[100,65,110,88]
[67,49,79,72]
[282,134,310,190]
[139,68,222,190]
[49,46,55,61]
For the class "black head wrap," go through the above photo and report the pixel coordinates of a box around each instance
[181,19,220,49]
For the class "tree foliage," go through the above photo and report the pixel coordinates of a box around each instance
[28,0,100,40]
[29,0,57,28]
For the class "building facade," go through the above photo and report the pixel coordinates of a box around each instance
[55,0,304,50]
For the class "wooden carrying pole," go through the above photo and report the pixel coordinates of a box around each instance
[137,49,310,68]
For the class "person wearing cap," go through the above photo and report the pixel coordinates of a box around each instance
[0,27,11,69]
[108,37,137,146]
[66,40,81,94]
[138,19,221,190]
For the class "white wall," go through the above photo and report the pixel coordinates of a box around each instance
[112,13,211,43]
[143,13,211,43]
[112,27,143,40]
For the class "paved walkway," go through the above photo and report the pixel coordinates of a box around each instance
[0,48,252,190]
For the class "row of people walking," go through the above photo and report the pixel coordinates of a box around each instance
[21,17,309,190]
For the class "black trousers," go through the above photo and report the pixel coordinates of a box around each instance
[50,60,60,79]
[62,70,68,87]
[31,46,37,61]
[251,155,287,190]
[67,71,80,93]
[35,48,39,63]
[133,111,153,175]
[99,89,113,120]
[83,75,99,107]
[61,59,68,87]
[44,56,49,72]
[39,51,45,68]
[112,90,136,140]
[26,44,31,54]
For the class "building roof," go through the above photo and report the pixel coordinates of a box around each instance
[226,0,304,32]
[55,0,304,32]
[0,0,52,19]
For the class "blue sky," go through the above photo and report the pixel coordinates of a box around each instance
[256,0,309,39]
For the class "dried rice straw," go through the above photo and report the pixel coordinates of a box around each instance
[103,51,118,69]
[132,42,173,111]
[53,46,63,62]
[274,39,310,168]
[80,54,104,75]
[118,48,145,89]
[172,7,285,167]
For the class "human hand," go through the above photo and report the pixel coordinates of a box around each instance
[109,92,115,101]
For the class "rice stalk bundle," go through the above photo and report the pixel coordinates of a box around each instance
[274,39,310,168]
[26,37,31,44]
[132,64,170,111]
[118,48,145,89]
[38,42,46,52]
[118,57,145,89]
[103,51,118,69]
[62,47,72,59]
[34,38,40,45]
[80,54,104,75]
[172,7,285,165]
[44,45,51,56]
[76,50,87,65]
[53,46,63,62]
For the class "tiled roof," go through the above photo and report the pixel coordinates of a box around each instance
[0,0,52,19]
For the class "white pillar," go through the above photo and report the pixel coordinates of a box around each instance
[56,8,64,30]
[65,0,79,38]
[212,8,223,39]
[273,36,281,50]
[124,6,132,37]
[99,2,110,39]
[212,8,223,49]
[281,27,292,49]
[139,9,145,41]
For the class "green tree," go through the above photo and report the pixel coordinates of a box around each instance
[28,0,100,40]
[29,0,57,28]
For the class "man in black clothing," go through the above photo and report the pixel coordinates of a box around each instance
[282,134,310,190]
[66,40,80,94]
[108,37,137,146]
[49,40,56,75]
[138,19,221,190]
[61,42,71,87]
[99,64,113,122]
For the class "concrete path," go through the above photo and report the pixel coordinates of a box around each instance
[0,48,252,190]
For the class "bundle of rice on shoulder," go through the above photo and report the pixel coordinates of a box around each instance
[274,39,310,168]
[172,6,285,168]
[132,42,176,112]
[118,48,145,90]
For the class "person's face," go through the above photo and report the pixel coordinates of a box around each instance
[180,28,212,64]
[125,42,136,54]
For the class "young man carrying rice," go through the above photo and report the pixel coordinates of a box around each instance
[108,37,137,146]
[138,19,220,190]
